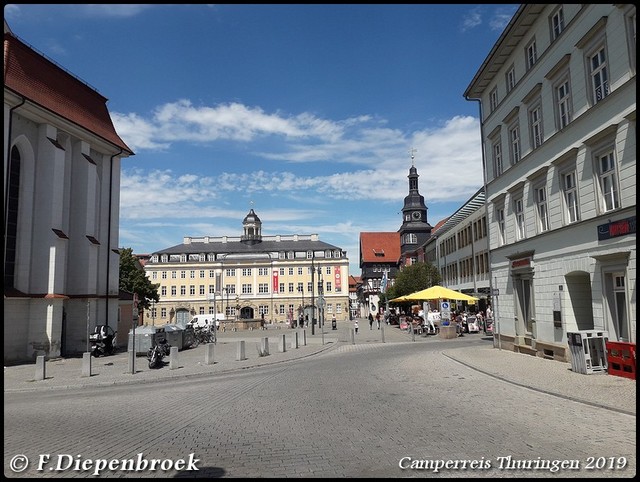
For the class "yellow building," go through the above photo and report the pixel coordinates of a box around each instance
[143,209,350,329]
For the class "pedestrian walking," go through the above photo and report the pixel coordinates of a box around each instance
[368,313,374,330]
[354,320,359,334]
[375,312,381,329]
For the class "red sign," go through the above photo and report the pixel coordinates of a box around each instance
[334,266,341,292]
[272,270,279,293]
[511,258,531,269]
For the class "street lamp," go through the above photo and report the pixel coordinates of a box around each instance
[222,287,230,319]
[317,266,324,344]
[311,256,315,335]
[235,295,240,321]
[297,286,304,328]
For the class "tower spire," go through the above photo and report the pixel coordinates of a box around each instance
[409,148,417,166]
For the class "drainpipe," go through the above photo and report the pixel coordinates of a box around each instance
[105,147,124,328]
[4,96,27,271]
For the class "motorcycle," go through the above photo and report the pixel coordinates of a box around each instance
[89,325,117,357]
[147,339,171,369]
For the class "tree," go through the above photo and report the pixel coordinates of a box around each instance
[383,261,442,303]
[119,247,159,312]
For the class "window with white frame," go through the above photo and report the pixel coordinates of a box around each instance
[279,282,285,293]
[550,6,565,41]
[226,268,235,277]
[200,285,205,295]
[180,286,186,296]
[297,267,303,275]
[242,268,252,277]
[562,170,580,224]
[405,233,417,244]
[258,283,269,294]
[189,285,195,296]
[529,103,543,149]
[180,270,186,279]
[509,123,520,165]
[535,186,550,233]
[242,284,252,294]
[526,38,537,71]
[489,87,499,112]
[597,149,619,213]
[171,271,177,279]
[590,46,609,103]
[161,271,167,279]
[554,77,571,130]
[506,65,516,93]
[496,206,505,246]
[151,271,157,280]
[492,139,503,177]
[171,286,176,296]
[161,286,167,296]
[514,197,525,241]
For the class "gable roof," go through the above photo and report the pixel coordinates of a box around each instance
[359,232,401,264]
[4,29,133,155]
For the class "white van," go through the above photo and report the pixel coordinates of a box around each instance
[187,314,224,330]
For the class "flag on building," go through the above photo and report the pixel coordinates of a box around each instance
[381,271,388,293]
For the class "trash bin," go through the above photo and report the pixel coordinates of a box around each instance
[567,330,608,374]
[128,325,166,355]
[332,318,337,330]
[163,324,184,350]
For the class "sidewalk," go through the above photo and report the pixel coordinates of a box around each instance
[4,320,636,416]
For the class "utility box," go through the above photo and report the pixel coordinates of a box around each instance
[567,330,608,375]
[163,324,184,349]
[128,326,166,355]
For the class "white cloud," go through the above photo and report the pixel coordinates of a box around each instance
[461,8,482,32]
[489,8,517,32]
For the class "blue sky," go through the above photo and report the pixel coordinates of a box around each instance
[5,4,518,275]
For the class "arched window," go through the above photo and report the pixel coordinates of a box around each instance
[5,146,21,288]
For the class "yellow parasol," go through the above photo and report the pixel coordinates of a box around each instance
[403,285,479,302]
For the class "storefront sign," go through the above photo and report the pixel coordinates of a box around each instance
[597,216,636,240]
[511,257,532,269]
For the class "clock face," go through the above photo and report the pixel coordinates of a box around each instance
[412,211,421,220]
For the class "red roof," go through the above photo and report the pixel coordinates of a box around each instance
[4,31,133,155]
[359,232,401,264]
[432,217,449,234]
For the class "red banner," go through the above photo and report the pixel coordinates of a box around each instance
[334,266,341,292]
[272,270,279,293]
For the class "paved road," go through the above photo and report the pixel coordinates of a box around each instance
[4,321,636,478]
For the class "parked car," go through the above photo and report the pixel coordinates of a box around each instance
[466,315,480,333]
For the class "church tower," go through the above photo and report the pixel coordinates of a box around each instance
[398,149,432,263]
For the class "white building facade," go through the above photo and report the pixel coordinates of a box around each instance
[4,23,133,363]
[423,189,492,313]
[465,4,636,360]
[144,209,351,328]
